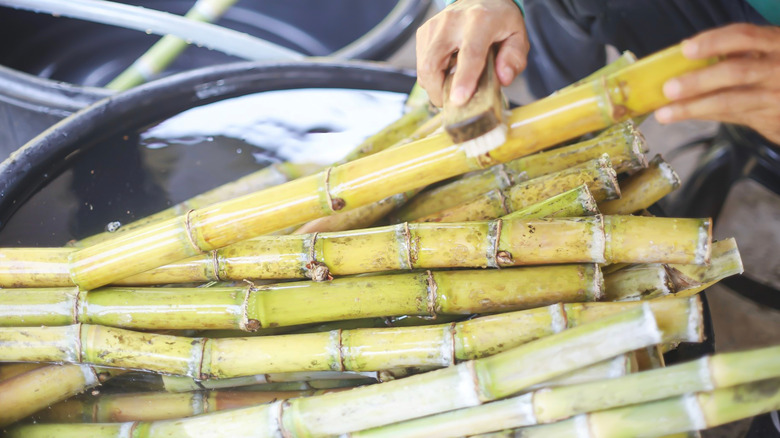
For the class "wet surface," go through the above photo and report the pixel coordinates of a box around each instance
[0,88,405,246]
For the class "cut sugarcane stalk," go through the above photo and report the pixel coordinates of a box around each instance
[599,154,680,214]
[394,121,646,222]
[413,155,620,222]
[523,353,635,391]
[667,238,743,295]
[0,297,699,381]
[106,0,239,90]
[633,345,666,371]
[0,264,603,329]
[604,264,674,301]
[0,186,596,287]
[34,389,338,423]
[604,215,710,265]
[509,378,780,438]
[352,346,780,438]
[557,50,638,92]
[3,304,667,437]
[61,43,718,291]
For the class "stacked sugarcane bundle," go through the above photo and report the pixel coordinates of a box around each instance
[1,42,778,438]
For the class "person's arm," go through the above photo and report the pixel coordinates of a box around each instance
[656,23,780,144]
[415,0,528,107]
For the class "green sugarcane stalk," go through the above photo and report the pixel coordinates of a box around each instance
[1,212,709,287]
[354,346,780,438]
[0,297,700,381]
[106,0,239,90]
[599,154,680,214]
[505,378,780,438]
[56,44,718,291]
[0,264,604,330]
[3,304,668,437]
[413,155,620,223]
[394,120,646,222]
[667,238,744,296]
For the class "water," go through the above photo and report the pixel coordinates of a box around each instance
[0,88,405,246]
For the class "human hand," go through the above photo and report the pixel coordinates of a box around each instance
[656,24,780,145]
[415,0,528,107]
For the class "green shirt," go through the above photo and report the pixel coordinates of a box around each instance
[747,0,780,25]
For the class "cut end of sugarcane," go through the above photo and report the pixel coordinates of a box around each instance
[458,123,508,158]
[694,218,713,265]
[654,155,682,189]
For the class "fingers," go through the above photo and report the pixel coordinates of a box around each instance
[655,87,780,126]
[495,32,529,86]
[663,57,778,101]
[414,0,527,107]
[682,23,780,59]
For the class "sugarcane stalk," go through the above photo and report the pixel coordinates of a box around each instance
[58,43,718,291]
[352,346,780,438]
[0,264,604,330]
[34,389,339,423]
[524,353,635,391]
[667,238,743,295]
[160,371,378,392]
[599,154,680,214]
[0,362,45,382]
[0,297,702,382]
[291,110,442,235]
[413,155,620,223]
[511,378,780,438]
[558,51,638,92]
[105,0,238,90]
[0,364,104,427]
[71,161,322,248]
[604,264,674,301]
[0,186,596,287]
[5,304,667,438]
[394,120,646,222]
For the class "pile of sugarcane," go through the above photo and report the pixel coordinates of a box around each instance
[1,43,778,438]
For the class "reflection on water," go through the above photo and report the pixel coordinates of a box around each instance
[0,89,405,246]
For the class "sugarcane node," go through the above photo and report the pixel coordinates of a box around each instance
[306,261,332,282]
[331,197,346,211]
[496,251,514,265]
[245,319,261,332]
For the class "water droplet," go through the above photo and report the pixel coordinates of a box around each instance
[105,221,122,233]
[236,148,242,154]
[145,29,152,35]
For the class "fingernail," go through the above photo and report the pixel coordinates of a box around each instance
[501,66,515,84]
[682,39,698,58]
[663,79,682,99]
[655,107,674,123]
[450,86,468,106]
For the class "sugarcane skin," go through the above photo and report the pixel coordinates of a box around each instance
[61,44,717,291]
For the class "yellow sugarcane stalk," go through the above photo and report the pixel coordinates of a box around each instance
[395,120,646,222]
[0,297,700,382]
[599,154,680,214]
[34,389,338,423]
[56,44,717,290]
[604,264,674,301]
[0,264,604,330]
[0,363,125,428]
[667,238,743,297]
[413,155,620,223]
